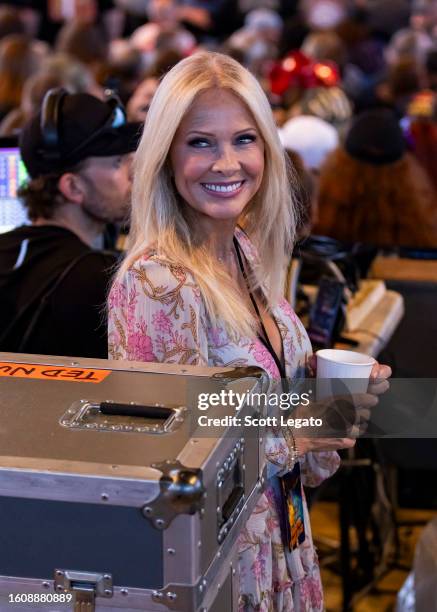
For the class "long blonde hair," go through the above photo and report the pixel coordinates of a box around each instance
[118,51,297,338]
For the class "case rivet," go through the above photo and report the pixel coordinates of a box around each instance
[42,582,50,589]
[152,590,163,600]
[56,585,64,592]
[167,548,176,555]
[121,589,128,596]
[155,518,165,527]
[101,493,109,501]
[167,592,177,601]
[104,589,112,596]
[104,575,111,581]
[142,506,153,516]
[55,571,63,577]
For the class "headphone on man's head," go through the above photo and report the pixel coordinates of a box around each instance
[40,88,68,160]
[39,87,127,162]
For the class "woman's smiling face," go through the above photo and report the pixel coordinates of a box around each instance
[169,88,265,223]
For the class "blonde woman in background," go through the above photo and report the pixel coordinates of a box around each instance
[108,51,389,610]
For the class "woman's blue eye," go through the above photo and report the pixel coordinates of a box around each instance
[188,137,210,148]
[237,133,256,144]
[187,134,257,147]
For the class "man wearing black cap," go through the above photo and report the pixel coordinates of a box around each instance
[0,89,140,358]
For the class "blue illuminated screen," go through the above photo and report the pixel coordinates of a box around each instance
[0,147,29,233]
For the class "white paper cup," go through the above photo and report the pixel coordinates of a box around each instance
[316,349,375,379]
[316,349,376,400]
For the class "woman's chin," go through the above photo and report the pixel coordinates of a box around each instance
[198,199,248,220]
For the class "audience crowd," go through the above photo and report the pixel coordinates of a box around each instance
[0,0,437,359]
[1,0,436,239]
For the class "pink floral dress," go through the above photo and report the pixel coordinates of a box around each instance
[108,227,340,611]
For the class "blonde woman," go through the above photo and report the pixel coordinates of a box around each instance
[108,51,389,610]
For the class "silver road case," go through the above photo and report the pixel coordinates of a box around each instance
[0,353,268,611]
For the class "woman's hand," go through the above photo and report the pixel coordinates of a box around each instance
[368,362,391,395]
[291,390,378,453]
[292,358,392,454]
[289,356,392,455]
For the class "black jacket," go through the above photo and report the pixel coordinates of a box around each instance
[0,225,119,358]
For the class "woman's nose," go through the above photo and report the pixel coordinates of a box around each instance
[211,144,241,175]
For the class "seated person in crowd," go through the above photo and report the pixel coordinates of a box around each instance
[314,108,437,249]
[0,89,139,358]
[126,74,159,122]
[0,53,103,136]
[403,89,437,194]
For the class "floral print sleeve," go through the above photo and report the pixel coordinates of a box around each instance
[108,254,208,365]
[299,451,341,487]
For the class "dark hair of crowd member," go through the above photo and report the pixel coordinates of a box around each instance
[286,150,315,239]
[0,34,43,116]
[18,161,86,221]
[0,6,26,40]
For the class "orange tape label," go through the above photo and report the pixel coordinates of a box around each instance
[0,363,111,383]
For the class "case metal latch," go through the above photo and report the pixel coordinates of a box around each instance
[54,569,113,612]
[141,459,205,529]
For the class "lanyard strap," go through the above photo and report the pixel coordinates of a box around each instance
[233,237,286,380]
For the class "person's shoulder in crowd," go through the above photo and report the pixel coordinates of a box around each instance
[0,224,117,278]
[0,224,119,359]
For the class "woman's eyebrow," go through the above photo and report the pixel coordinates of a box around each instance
[186,130,215,137]
[185,126,258,137]
[235,127,258,134]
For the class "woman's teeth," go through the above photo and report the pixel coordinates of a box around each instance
[203,181,242,193]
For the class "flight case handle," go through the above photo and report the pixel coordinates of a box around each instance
[99,402,173,419]
[54,570,113,612]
